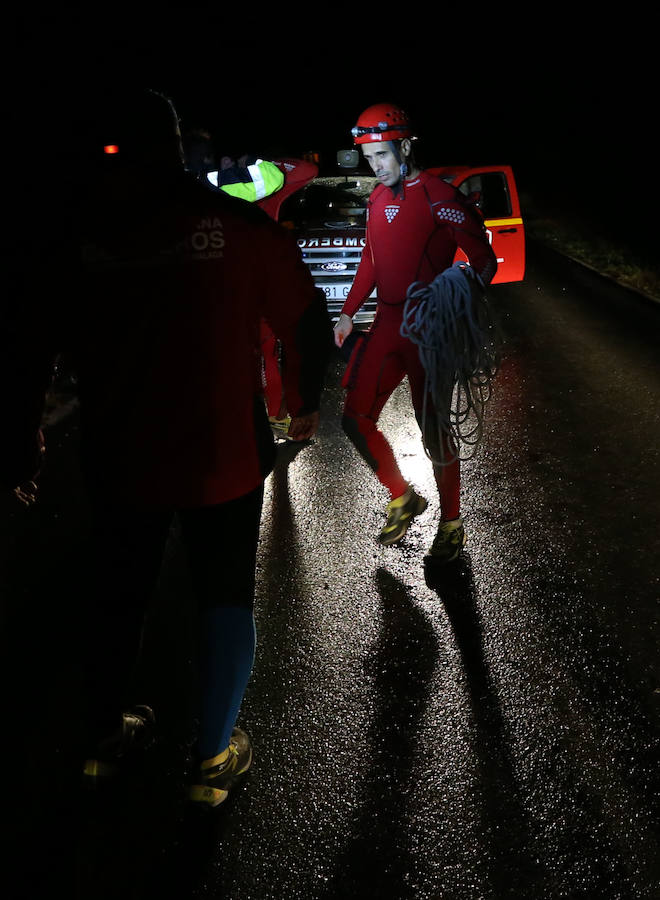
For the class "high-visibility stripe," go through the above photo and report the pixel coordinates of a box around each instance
[248,161,267,200]
[484,217,523,227]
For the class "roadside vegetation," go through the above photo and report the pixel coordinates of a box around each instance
[523,199,660,303]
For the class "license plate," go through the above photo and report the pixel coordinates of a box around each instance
[321,284,352,300]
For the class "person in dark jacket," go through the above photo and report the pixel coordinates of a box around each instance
[2,87,332,808]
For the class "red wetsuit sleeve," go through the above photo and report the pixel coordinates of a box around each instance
[438,190,498,284]
[340,225,376,319]
[260,222,332,415]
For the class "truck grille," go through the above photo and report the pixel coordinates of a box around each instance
[297,236,377,325]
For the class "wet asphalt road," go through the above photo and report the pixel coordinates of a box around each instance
[3,241,660,899]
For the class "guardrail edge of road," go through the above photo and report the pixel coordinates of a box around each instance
[526,236,660,308]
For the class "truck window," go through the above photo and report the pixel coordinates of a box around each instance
[459,172,512,219]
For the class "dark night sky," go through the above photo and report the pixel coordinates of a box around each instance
[6,8,653,242]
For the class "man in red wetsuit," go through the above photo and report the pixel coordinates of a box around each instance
[334,103,497,562]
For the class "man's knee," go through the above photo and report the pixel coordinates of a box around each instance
[342,411,375,441]
[342,412,378,471]
[342,412,359,441]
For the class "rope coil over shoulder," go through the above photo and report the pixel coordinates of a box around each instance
[400,263,501,465]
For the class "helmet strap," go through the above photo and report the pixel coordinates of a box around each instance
[389,140,407,199]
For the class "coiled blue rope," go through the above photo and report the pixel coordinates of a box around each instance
[400,263,500,465]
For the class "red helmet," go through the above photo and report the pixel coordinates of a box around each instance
[351,103,413,144]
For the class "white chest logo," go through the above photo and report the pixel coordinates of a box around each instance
[384,205,400,223]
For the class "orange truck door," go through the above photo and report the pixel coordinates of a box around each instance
[427,165,525,284]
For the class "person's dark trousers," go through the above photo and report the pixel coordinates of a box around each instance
[82,485,264,757]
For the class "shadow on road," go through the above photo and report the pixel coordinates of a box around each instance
[424,554,546,895]
[319,567,438,899]
[74,769,240,900]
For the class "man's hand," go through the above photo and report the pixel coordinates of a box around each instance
[7,429,44,508]
[333,314,353,348]
[288,411,320,442]
[13,480,39,507]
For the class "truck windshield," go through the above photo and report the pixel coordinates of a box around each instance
[280,176,377,229]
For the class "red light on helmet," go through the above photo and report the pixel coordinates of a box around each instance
[103,144,120,155]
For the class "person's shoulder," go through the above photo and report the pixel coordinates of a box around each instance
[419,169,457,199]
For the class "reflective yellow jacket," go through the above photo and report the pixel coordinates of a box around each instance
[207,157,284,203]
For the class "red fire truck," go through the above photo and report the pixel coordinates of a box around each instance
[279,159,525,325]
